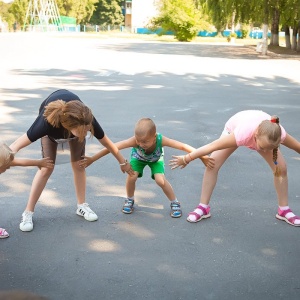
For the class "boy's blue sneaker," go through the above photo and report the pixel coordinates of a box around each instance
[122,198,134,214]
[170,201,182,218]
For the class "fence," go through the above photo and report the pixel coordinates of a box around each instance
[81,25,131,32]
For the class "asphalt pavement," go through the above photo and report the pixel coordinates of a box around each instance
[0,32,300,300]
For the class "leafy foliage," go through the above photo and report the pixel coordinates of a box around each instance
[90,0,124,25]
[56,0,98,24]
[6,0,29,28]
[149,0,209,42]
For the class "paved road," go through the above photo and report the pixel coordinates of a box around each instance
[0,32,300,300]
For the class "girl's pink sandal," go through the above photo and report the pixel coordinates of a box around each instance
[187,205,211,223]
[276,209,300,227]
[0,228,9,239]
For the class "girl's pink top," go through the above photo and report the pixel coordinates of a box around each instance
[225,110,286,150]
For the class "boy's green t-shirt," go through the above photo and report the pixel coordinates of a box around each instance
[131,133,164,162]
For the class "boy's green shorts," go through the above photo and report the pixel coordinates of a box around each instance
[130,158,165,179]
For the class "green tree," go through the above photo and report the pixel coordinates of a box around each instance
[199,0,300,51]
[279,0,300,50]
[149,0,209,42]
[56,0,98,24]
[90,0,124,26]
[8,0,29,29]
[0,1,13,30]
[199,0,257,32]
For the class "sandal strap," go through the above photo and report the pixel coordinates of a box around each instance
[279,208,292,216]
[189,212,200,217]
[0,228,9,237]
[196,205,209,215]
[278,209,300,224]
[171,202,181,210]
[288,215,300,222]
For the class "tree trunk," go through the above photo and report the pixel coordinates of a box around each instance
[231,11,235,32]
[262,0,269,55]
[291,26,297,50]
[270,8,279,46]
[284,25,291,49]
[297,26,300,52]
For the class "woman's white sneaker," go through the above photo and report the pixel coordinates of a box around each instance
[76,203,98,221]
[20,211,34,232]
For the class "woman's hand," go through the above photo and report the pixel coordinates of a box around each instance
[39,157,54,169]
[79,156,94,168]
[120,161,134,176]
[169,155,188,170]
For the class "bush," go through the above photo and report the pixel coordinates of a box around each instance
[148,0,209,42]
[227,32,237,42]
[240,29,248,39]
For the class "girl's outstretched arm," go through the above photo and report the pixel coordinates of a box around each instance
[10,157,54,169]
[162,136,214,169]
[281,133,300,154]
[169,133,237,169]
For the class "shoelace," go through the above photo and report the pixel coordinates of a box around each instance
[22,213,32,224]
[79,204,93,214]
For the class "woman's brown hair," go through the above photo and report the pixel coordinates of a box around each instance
[257,115,281,177]
[43,100,94,142]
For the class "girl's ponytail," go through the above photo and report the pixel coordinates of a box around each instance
[43,100,66,128]
[43,100,94,142]
[273,147,281,177]
[270,115,281,177]
[257,115,282,177]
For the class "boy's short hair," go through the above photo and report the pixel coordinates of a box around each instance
[0,141,15,168]
[135,118,156,136]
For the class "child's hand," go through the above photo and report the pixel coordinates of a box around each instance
[169,155,188,170]
[39,157,54,169]
[79,156,94,168]
[200,155,215,169]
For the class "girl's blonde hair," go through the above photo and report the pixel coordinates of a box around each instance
[135,118,156,137]
[0,141,15,168]
[257,115,281,177]
[43,100,94,142]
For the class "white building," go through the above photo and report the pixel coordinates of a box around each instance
[124,0,159,32]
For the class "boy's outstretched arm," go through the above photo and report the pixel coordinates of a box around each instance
[79,136,137,168]
[10,157,54,169]
[162,136,215,169]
